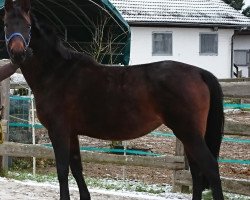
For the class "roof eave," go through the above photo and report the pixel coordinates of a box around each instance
[128,21,250,29]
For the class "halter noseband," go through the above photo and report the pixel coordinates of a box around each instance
[5,31,31,49]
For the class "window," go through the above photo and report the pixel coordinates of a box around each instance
[152,32,172,55]
[200,33,218,55]
[234,50,250,66]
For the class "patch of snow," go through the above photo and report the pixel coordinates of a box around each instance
[224,109,242,114]
[10,73,26,84]
[0,177,191,200]
[110,0,250,26]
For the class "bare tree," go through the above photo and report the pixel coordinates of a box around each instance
[83,15,128,65]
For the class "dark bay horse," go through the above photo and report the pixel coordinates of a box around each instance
[2,0,224,199]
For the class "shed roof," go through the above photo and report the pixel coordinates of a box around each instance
[0,0,131,65]
[110,0,250,28]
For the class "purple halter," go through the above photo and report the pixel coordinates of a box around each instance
[5,32,31,49]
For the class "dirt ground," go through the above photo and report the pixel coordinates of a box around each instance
[35,110,250,186]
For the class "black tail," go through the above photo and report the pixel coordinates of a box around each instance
[201,70,224,189]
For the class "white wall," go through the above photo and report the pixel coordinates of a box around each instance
[129,27,234,78]
[234,35,250,49]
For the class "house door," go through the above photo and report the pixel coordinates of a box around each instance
[234,50,250,77]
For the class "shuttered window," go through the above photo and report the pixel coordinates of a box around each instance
[152,32,172,55]
[234,50,249,66]
[200,33,218,55]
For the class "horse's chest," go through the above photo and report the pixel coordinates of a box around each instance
[34,96,64,128]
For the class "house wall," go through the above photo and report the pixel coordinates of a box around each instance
[234,35,250,49]
[129,27,234,78]
[233,35,250,77]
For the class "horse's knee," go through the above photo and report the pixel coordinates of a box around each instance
[57,165,69,182]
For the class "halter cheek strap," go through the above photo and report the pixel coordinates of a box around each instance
[5,32,31,48]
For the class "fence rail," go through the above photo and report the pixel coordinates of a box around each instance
[174,170,250,196]
[220,80,250,98]
[0,142,185,170]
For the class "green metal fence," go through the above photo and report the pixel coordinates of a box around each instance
[9,95,250,165]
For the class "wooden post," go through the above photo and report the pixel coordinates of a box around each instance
[0,82,2,170]
[0,60,10,171]
[172,138,190,193]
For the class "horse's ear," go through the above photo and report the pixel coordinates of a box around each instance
[4,0,14,12]
[0,8,4,18]
[20,0,31,13]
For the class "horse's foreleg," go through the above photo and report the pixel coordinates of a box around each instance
[49,128,70,200]
[70,134,90,200]
[183,135,224,200]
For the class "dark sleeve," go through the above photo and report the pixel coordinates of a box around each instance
[0,63,19,82]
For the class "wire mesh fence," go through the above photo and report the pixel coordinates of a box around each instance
[9,96,47,144]
[9,96,31,144]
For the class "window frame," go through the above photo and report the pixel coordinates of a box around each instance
[199,33,218,56]
[152,31,173,56]
[234,50,250,66]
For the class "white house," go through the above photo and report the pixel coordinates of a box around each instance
[110,0,250,78]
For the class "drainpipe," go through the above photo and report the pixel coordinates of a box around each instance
[231,31,239,78]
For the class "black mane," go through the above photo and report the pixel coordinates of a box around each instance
[31,14,83,61]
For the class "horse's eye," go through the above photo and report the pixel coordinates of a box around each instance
[4,24,8,32]
[28,25,31,29]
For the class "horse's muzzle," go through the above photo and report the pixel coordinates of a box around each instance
[8,37,27,65]
[5,31,32,65]
[9,49,27,65]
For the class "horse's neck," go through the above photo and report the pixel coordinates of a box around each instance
[20,32,59,93]
[20,22,99,94]
[20,58,49,94]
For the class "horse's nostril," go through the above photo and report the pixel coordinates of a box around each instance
[10,50,26,64]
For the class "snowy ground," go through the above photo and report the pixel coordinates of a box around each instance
[0,177,191,200]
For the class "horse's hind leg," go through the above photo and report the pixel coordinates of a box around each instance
[184,151,203,200]
[182,134,223,200]
[70,134,90,200]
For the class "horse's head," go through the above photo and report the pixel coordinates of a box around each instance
[3,0,31,65]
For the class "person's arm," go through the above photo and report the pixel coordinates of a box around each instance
[0,63,19,82]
